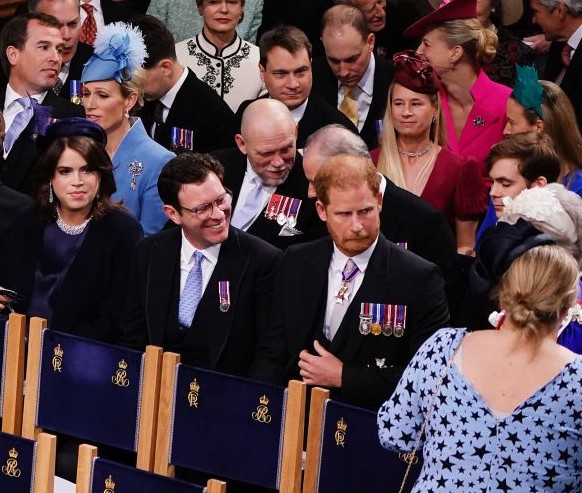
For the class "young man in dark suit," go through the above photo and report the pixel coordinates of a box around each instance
[133,15,237,153]
[302,124,463,324]
[0,13,85,193]
[276,154,449,410]
[214,98,321,250]
[312,4,393,150]
[235,25,358,149]
[121,153,285,384]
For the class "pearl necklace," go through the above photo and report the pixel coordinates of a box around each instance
[56,209,92,236]
[397,144,433,158]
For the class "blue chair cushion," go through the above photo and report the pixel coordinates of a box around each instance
[318,399,422,492]
[37,330,143,451]
[170,366,285,489]
[0,431,36,493]
[91,457,204,493]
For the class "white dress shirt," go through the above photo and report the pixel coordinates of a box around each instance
[231,162,276,231]
[179,229,221,296]
[337,55,375,131]
[80,0,105,32]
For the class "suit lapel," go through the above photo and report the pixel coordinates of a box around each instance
[330,237,392,360]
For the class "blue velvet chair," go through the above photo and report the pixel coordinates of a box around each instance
[22,317,163,471]
[302,387,422,493]
[76,444,226,493]
[0,431,56,493]
[1,313,26,435]
[154,353,306,493]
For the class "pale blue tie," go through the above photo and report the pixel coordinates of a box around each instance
[4,97,35,155]
[231,177,263,230]
[179,251,204,328]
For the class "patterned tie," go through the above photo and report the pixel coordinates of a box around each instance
[53,77,64,95]
[561,43,573,68]
[80,3,97,46]
[152,100,165,140]
[231,177,263,230]
[326,259,359,340]
[339,86,358,127]
[178,251,204,328]
[4,97,36,156]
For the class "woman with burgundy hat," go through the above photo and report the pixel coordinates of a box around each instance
[375,50,487,253]
[405,0,511,184]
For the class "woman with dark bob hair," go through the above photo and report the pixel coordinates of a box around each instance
[0,118,143,342]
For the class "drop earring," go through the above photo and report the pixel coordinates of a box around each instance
[48,183,54,204]
[124,110,130,118]
[432,116,437,124]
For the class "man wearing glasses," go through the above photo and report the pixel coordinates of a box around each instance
[121,153,285,384]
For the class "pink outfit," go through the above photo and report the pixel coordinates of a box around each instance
[440,70,511,181]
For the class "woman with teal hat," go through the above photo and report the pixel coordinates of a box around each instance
[80,21,175,235]
[504,65,582,196]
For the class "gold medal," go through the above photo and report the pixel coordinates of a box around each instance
[370,322,382,336]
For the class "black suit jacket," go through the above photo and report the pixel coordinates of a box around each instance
[542,40,582,131]
[101,0,132,23]
[120,226,285,383]
[0,182,34,254]
[0,209,142,342]
[311,54,393,150]
[276,234,449,409]
[0,89,85,193]
[60,42,93,101]
[235,93,359,148]
[213,147,321,250]
[140,68,237,153]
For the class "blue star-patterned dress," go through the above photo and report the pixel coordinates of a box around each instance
[377,328,582,492]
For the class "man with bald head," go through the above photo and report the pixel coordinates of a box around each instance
[303,124,463,322]
[274,153,449,409]
[213,98,319,250]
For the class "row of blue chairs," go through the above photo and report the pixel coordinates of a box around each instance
[1,313,420,493]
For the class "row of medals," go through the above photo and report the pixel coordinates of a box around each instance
[359,316,405,337]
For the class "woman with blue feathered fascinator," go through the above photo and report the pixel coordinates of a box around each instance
[504,65,582,196]
[80,22,176,235]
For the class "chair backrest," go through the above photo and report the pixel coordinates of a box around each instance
[154,352,306,493]
[22,317,163,471]
[1,313,26,435]
[0,430,56,493]
[303,387,422,493]
[76,444,226,493]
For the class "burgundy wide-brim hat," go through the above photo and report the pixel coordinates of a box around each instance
[404,0,477,38]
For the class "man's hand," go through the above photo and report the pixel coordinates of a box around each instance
[523,34,551,54]
[298,340,343,388]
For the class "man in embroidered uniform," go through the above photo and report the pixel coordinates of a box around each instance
[274,154,449,409]
[0,13,84,193]
[121,153,285,384]
[133,15,237,153]
[532,0,582,130]
[312,4,393,150]
[214,98,320,250]
[234,25,358,148]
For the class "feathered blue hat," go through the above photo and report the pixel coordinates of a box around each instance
[81,22,147,83]
[512,65,544,119]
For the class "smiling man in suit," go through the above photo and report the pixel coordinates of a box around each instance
[0,13,84,192]
[214,98,320,250]
[121,153,285,383]
[312,4,393,149]
[133,14,237,153]
[276,154,449,409]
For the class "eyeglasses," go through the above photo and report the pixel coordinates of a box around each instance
[180,191,232,219]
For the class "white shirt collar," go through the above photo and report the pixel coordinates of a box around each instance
[181,228,221,266]
[4,84,47,110]
[359,54,375,97]
[568,23,582,52]
[81,0,102,14]
[289,97,309,123]
[331,235,379,274]
[160,65,189,110]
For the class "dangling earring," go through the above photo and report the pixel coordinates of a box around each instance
[48,183,54,204]
[124,110,130,119]
[432,116,437,124]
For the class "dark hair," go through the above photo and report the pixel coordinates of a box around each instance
[0,13,62,76]
[34,135,119,222]
[158,153,225,210]
[131,14,177,68]
[259,25,312,67]
[485,133,561,184]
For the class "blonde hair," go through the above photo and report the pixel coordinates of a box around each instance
[498,245,579,341]
[120,67,146,114]
[439,18,498,66]
[376,81,445,188]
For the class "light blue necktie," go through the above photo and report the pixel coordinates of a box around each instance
[179,251,204,328]
[231,177,263,230]
[4,97,36,155]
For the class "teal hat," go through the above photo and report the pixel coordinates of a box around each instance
[512,65,544,119]
[81,22,147,83]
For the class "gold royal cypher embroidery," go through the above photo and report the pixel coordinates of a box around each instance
[104,474,115,493]
[1,447,21,478]
[251,394,272,424]
[188,379,200,408]
[111,359,130,387]
[52,344,63,372]
[335,417,347,447]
